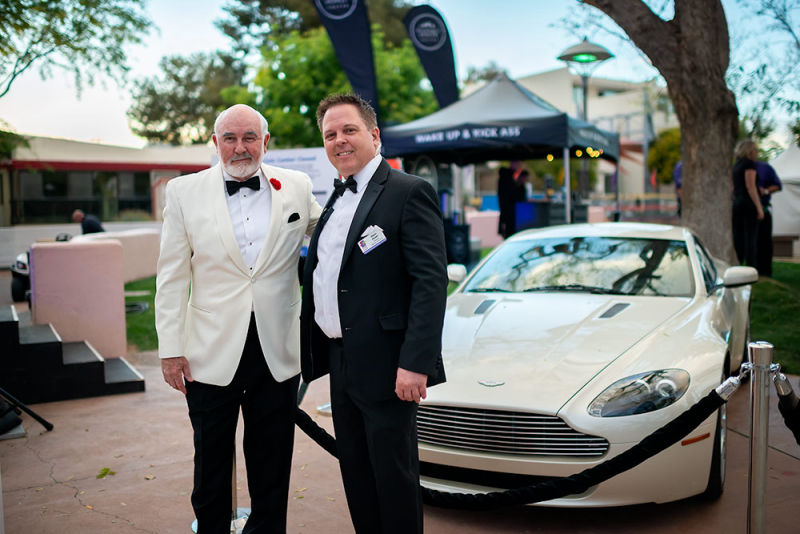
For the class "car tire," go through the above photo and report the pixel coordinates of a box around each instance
[10,275,26,302]
[699,403,726,500]
[737,318,751,381]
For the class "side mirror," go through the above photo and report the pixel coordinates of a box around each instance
[711,266,759,292]
[447,264,467,284]
[722,266,759,287]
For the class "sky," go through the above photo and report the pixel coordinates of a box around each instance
[0,0,756,148]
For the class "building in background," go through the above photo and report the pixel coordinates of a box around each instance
[515,67,679,200]
[0,136,213,226]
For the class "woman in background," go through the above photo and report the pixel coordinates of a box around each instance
[731,138,764,267]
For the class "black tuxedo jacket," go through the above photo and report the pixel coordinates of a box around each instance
[300,159,448,399]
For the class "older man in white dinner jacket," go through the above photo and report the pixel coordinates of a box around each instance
[155,104,321,533]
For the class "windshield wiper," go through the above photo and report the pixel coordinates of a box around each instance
[523,284,627,295]
[467,287,512,293]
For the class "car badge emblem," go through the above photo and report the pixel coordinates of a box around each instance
[478,379,505,387]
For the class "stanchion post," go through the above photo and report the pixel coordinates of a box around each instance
[747,341,773,534]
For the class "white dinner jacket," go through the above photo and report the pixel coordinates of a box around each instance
[155,162,322,385]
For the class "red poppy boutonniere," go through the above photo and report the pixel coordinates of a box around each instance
[269,178,281,191]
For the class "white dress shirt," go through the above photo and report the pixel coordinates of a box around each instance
[313,154,382,339]
[223,168,271,274]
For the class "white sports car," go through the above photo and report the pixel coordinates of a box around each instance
[419,222,758,507]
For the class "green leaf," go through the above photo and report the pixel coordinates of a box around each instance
[96,467,116,479]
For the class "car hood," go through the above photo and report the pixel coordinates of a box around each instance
[435,292,690,414]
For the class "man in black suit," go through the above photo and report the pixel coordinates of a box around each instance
[300,94,448,534]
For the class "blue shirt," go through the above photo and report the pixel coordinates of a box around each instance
[673,161,682,189]
[755,161,782,206]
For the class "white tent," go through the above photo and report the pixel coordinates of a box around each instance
[770,143,800,256]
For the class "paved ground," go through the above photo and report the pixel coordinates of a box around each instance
[1,355,799,534]
[1,270,799,533]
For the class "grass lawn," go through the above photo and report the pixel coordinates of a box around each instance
[126,260,800,374]
[750,261,800,374]
[125,276,157,352]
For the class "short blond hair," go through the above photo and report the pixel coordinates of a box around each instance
[734,138,757,160]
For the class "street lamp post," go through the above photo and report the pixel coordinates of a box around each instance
[558,38,613,221]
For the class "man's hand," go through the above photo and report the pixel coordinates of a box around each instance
[162,356,193,395]
[395,368,428,403]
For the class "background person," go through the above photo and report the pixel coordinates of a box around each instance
[755,160,782,276]
[515,169,530,203]
[301,94,448,534]
[732,139,764,268]
[155,104,321,533]
[497,160,522,238]
[672,160,682,217]
[71,209,104,233]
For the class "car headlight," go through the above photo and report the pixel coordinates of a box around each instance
[588,369,690,417]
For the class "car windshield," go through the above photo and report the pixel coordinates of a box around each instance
[463,236,693,297]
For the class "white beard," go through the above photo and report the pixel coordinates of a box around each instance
[221,153,263,179]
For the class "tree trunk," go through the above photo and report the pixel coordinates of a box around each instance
[582,0,739,262]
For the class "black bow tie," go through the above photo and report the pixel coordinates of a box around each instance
[333,175,357,197]
[226,176,260,195]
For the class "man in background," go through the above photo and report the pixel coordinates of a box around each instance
[497,160,522,238]
[755,160,782,276]
[672,161,682,217]
[71,209,104,234]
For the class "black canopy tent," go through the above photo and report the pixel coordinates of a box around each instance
[381,73,620,227]
[381,72,619,164]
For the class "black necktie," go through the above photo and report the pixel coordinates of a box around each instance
[226,176,260,195]
[333,175,357,197]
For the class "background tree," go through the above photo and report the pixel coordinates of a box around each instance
[215,0,413,62]
[234,25,437,147]
[567,0,799,260]
[0,130,28,160]
[464,61,508,85]
[727,0,800,146]
[127,52,245,145]
[647,127,681,186]
[129,0,417,145]
[579,0,739,262]
[0,0,151,98]
[791,119,800,146]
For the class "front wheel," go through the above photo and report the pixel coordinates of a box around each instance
[10,275,27,302]
[699,402,727,500]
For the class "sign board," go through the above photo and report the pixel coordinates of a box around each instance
[213,147,336,205]
[263,147,336,205]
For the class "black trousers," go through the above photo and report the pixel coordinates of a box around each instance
[756,208,774,276]
[732,199,760,268]
[328,340,423,534]
[186,315,299,534]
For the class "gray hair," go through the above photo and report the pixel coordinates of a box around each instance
[214,104,269,137]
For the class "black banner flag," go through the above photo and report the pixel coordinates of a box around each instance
[403,5,459,109]
[313,0,380,122]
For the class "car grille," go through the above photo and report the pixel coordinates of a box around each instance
[417,405,609,457]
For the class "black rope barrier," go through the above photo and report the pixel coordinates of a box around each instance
[771,371,800,446]
[777,392,800,446]
[295,404,337,457]
[294,388,726,509]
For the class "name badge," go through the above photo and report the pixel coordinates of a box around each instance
[358,225,387,254]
